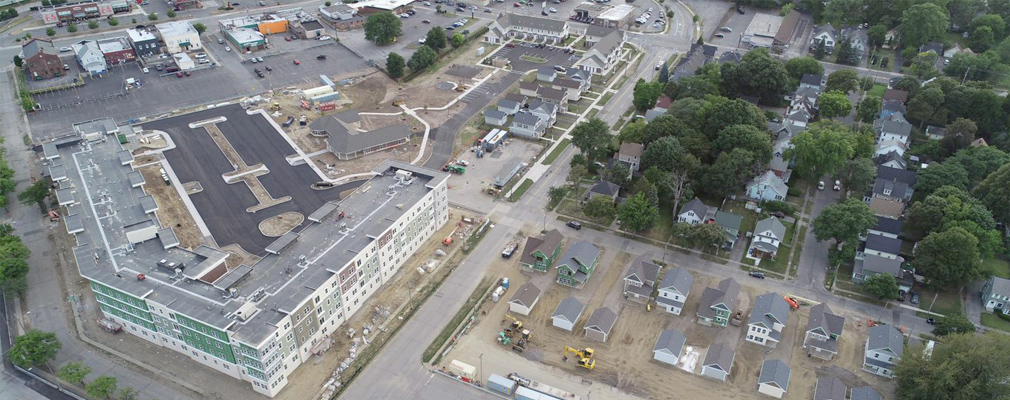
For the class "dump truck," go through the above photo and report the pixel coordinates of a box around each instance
[442,164,465,174]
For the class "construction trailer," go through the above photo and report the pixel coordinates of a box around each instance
[481,128,508,151]
[493,157,525,188]
[487,374,518,395]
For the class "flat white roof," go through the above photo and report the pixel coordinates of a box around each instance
[126,28,156,42]
[745,13,783,38]
[156,21,197,37]
[97,38,129,53]
[353,0,413,10]
[598,4,634,20]
[228,28,264,43]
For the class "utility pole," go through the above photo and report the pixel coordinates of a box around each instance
[961,66,971,84]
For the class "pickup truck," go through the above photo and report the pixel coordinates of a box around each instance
[501,241,518,258]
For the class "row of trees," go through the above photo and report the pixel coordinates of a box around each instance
[385,26,467,79]
[9,330,135,399]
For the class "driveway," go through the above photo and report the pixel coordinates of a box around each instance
[491,43,577,72]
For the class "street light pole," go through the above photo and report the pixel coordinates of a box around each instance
[478,353,483,384]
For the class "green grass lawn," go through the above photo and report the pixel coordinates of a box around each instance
[867,83,886,98]
[520,55,547,63]
[637,202,674,242]
[557,197,614,226]
[790,225,807,276]
[983,257,1010,279]
[754,221,796,274]
[722,199,758,241]
[917,289,963,316]
[980,313,1010,332]
[509,179,534,202]
[587,109,599,120]
[542,138,570,165]
[598,92,614,106]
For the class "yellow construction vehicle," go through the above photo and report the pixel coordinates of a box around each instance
[512,329,533,353]
[502,314,523,334]
[564,345,595,360]
[575,357,596,370]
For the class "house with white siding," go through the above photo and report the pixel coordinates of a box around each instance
[485,13,570,44]
[656,267,693,315]
[746,292,789,348]
[862,325,904,378]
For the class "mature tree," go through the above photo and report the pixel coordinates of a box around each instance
[945,85,1005,134]
[900,3,950,49]
[570,118,610,164]
[407,45,437,71]
[974,163,1010,225]
[970,25,996,52]
[838,157,876,192]
[712,124,773,165]
[192,23,206,34]
[969,14,1006,40]
[619,193,658,232]
[686,222,725,250]
[87,20,99,29]
[863,273,899,299]
[856,96,881,123]
[867,24,887,47]
[784,56,823,82]
[386,52,405,78]
[940,117,977,156]
[547,186,567,210]
[618,121,646,144]
[87,376,118,400]
[698,98,767,139]
[641,136,686,172]
[915,227,982,287]
[786,121,855,180]
[719,49,789,103]
[948,0,986,33]
[632,177,659,207]
[633,78,663,111]
[364,12,402,45]
[818,91,853,119]
[45,28,56,37]
[425,27,447,50]
[12,55,21,68]
[814,39,827,60]
[895,333,1010,400]
[822,0,864,27]
[665,169,691,214]
[700,148,757,197]
[583,196,615,219]
[567,163,588,190]
[17,179,50,212]
[931,313,977,336]
[992,0,1010,20]
[147,12,158,21]
[825,69,859,93]
[812,198,878,245]
[906,85,947,126]
[670,75,721,99]
[915,161,969,199]
[949,146,1010,188]
[450,33,464,48]
[658,62,670,83]
[7,330,61,368]
[604,162,631,189]
[906,185,996,236]
[665,98,709,130]
[58,362,92,387]
[834,37,860,65]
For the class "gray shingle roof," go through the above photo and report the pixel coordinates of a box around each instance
[539,87,566,102]
[653,329,686,356]
[702,343,735,371]
[881,99,907,114]
[878,114,912,137]
[509,282,541,308]
[310,110,411,155]
[584,24,614,38]
[585,307,617,335]
[658,267,693,296]
[873,177,911,199]
[989,276,1010,296]
[513,112,541,126]
[861,254,902,277]
[537,66,557,77]
[506,13,568,34]
[849,386,882,400]
[714,211,743,234]
[678,198,709,220]
[22,38,56,59]
[498,99,521,110]
[519,229,563,266]
[867,325,905,358]
[806,303,844,338]
[485,109,507,120]
[758,359,791,389]
[814,376,847,400]
[698,278,739,319]
[588,180,620,197]
[619,142,644,157]
[873,150,906,168]
[872,216,903,236]
[625,254,660,285]
[554,77,582,89]
[551,297,584,323]
[673,42,715,81]
[876,166,917,186]
[800,73,823,87]
[865,234,902,255]
[589,29,623,58]
[748,292,789,329]
[558,240,600,276]
[754,217,786,241]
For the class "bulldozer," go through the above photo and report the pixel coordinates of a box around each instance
[512,329,533,353]
[503,314,523,334]
[564,345,595,360]
[497,331,512,346]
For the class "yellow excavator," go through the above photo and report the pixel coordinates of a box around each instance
[512,329,533,353]
[563,345,596,370]
[502,314,523,334]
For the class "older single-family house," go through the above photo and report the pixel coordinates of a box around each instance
[799,73,824,91]
[875,113,912,144]
[520,229,563,272]
[757,359,791,398]
[656,267,693,315]
[700,343,736,382]
[868,217,902,239]
[486,13,570,43]
[677,198,714,225]
[746,292,790,348]
[981,276,1010,313]
[617,142,644,172]
[519,82,540,97]
[814,376,848,400]
[556,240,601,288]
[880,99,907,119]
[944,43,962,60]
[850,386,882,400]
[746,171,789,202]
[22,38,64,80]
[552,77,587,101]
[748,217,786,260]
[876,165,917,190]
[810,24,837,53]
[882,88,909,104]
[697,278,740,327]
[874,139,909,158]
[925,125,946,140]
[484,110,508,126]
[861,234,902,260]
[672,42,716,81]
[863,325,904,378]
[874,150,907,170]
[583,180,620,203]
[714,211,744,249]
[852,254,903,282]
[498,98,521,116]
[510,112,544,139]
[791,86,821,112]
[653,329,687,366]
[870,177,913,203]
[508,282,542,316]
[919,41,943,56]
[551,297,585,331]
[803,303,845,360]
[623,255,660,303]
[72,40,108,75]
[575,28,625,75]
[584,307,617,342]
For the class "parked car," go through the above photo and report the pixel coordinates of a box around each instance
[715,33,725,38]
[225,46,232,52]
[293,59,300,65]
[910,292,920,305]
[541,10,548,15]
[251,57,258,63]
[566,220,582,230]
[817,180,825,190]
[317,54,327,60]
[142,67,149,74]
[736,5,745,14]
[897,290,907,302]
[513,2,520,7]
[554,65,566,73]
[318,36,332,41]
[419,37,426,44]
[282,116,295,127]
[423,1,430,4]
[549,7,556,12]
[833,180,841,191]
[422,19,431,23]
[63,63,70,70]
[60,47,72,52]
[748,271,766,279]
[485,7,492,12]
[176,72,184,77]
[926,318,936,325]
[721,26,732,32]
[265,66,272,71]
[254,67,262,73]
[505,42,515,48]
[184,71,191,76]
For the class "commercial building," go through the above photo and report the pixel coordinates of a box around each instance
[219,13,288,35]
[310,110,412,160]
[743,13,783,49]
[351,0,414,15]
[40,1,115,24]
[156,21,203,53]
[595,4,634,29]
[97,37,136,65]
[126,27,162,57]
[22,38,64,80]
[49,116,449,397]
[318,3,364,30]
[224,28,268,52]
[72,40,107,75]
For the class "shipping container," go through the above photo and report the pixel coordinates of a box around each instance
[516,386,562,400]
[448,359,476,380]
[487,374,517,395]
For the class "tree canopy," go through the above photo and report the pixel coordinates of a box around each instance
[619,193,658,232]
[931,313,977,336]
[784,56,823,83]
[719,49,789,104]
[86,376,118,400]
[895,333,1010,400]
[363,12,402,45]
[812,198,878,245]
[425,27,447,50]
[407,46,438,71]
[974,162,1010,225]
[386,52,405,79]
[785,121,856,180]
[633,78,664,111]
[570,118,611,164]
[825,69,859,93]
[8,330,61,368]
[58,362,91,387]
[914,226,982,287]
[900,3,950,49]
[712,124,773,166]
[863,273,899,299]
[818,90,853,119]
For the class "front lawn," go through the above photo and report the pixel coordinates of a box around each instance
[983,256,1010,279]
[753,221,796,274]
[980,313,1010,332]
[917,289,963,316]
[867,83,886,98]
[542,138,570,165]
[598,92,614,106]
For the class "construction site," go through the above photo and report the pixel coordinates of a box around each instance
[438,232,897,400]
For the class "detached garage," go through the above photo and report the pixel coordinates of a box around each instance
[700,343,736,382]
[508,282,542,316]
[757,359,791,398]
[652,329,686,366]
[551,297,584,331]
[584,307,617,342]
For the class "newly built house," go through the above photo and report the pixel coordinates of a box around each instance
[757,359,791,398]
[863,325,904,378]
[507,282,542,316]
[584,307,617,342]
[652,329,686,366]
[556,240,601,288]
[803,303,845,360]
[623,255,660,304]
[519,229,563,273]
[814,376,848,400]
[656,267,693,315]
[700,343,735,382]
[697,278,740,327]
[746,292,789,348]
[551,297,584,331]
[981,276,1010,313]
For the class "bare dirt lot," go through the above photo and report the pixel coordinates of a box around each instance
[444,249,895,400]
[259,212,305,237]
[136,163,202,250]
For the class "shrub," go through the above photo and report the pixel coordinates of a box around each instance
[762,200,798,216]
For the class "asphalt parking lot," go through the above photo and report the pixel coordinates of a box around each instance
[151,104,358,254]
[203,33,371,87]
[705,3,753,49]
[684,0,737,41]
[492,43,578,72]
